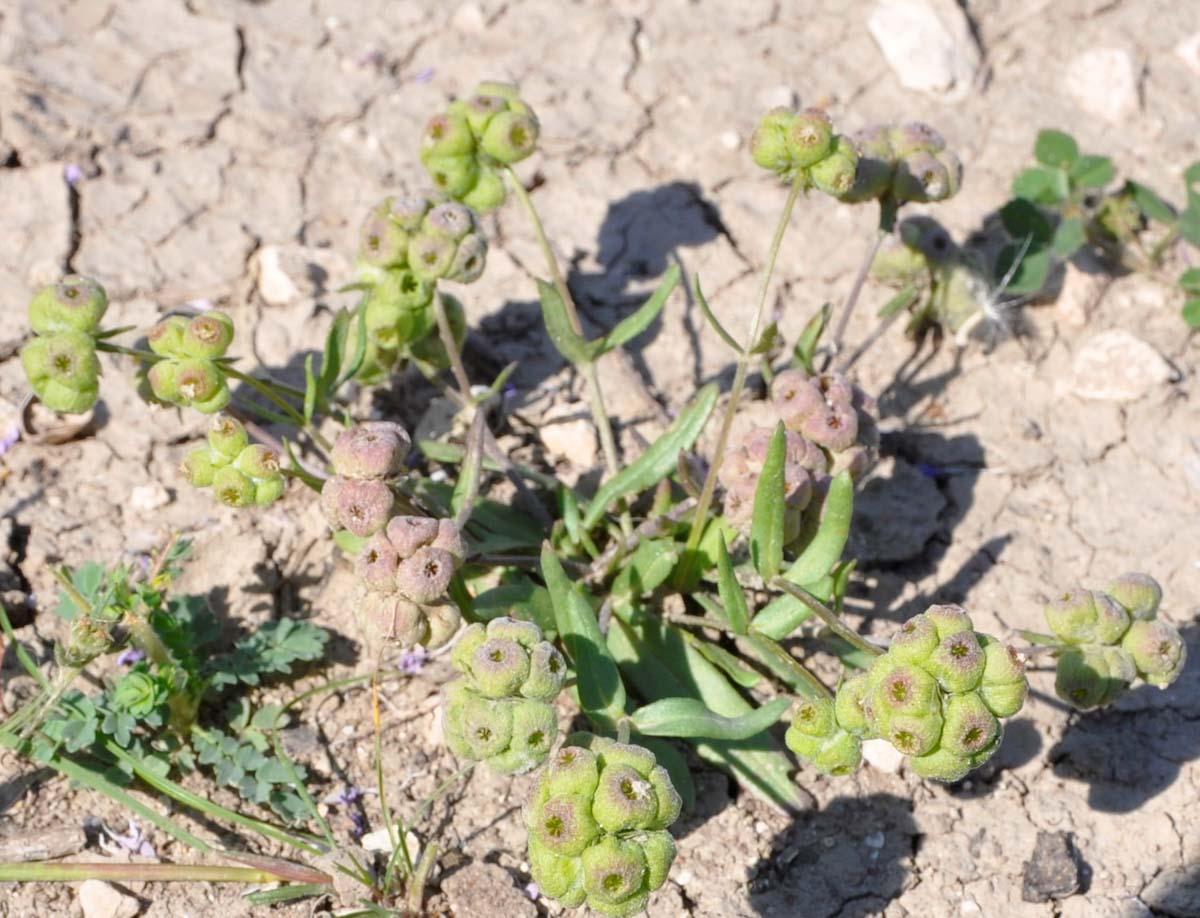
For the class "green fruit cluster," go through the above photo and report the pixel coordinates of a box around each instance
[792,605,1028,782]
[841,122,963,204]
[21,276,109,414]
[526,734,681,917]
[420,81,539,212]
[180,416,286,508]
[750,107,860,197]
[145,311,236,414]
[443,618,567,774]
[352,194,478,382]
[1048,573,1186,710]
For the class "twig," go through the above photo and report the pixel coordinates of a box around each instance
[769,578,886,657]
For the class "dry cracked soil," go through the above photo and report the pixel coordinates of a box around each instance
[1,0,1199,916]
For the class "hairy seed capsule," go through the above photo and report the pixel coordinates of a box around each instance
[29,275,109,336]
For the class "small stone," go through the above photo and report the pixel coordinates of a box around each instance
[1063,330,1172,401]
[129,483,171,513]
[864,831,885,849]
[451,2,487,33]
[756,85,797,111]
[1140,868,1200,916]
[361,826,421,863]
[253,244,347,307]
[78,879,140,918]
[1176,33,1200,77]
[721,130,742,150]
[868,0,980,98]
[1021,831,1081,902]
[538,401,599,475]
[848,457,946,564]
[862,738,905,773]
[1064,48,1140,124]
[441,862,538,918]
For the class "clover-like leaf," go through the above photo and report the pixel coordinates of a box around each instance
[1034,129,1079,169]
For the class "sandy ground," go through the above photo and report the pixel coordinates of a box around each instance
[1,0,1199,915]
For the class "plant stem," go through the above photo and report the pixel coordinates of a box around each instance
[682,174,805,561]
[432,289,474,397]
[739,632,833,701]
[405,840,439,915]
[769,578,885,658]
[504,167,624,491]
[223,367,332,452]
[826,227,888,368]
[666,614,743,634]
[0,863,290,883]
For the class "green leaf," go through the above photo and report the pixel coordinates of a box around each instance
[695,275,744,354]
[785,471,853,585]
[56,563,106,620]
[336,303,370,387]
[582,383,718,529]
[631,696,791,740]
[596,265,680,355]
[749,321,780,356]
[791,302,830,374]
[714,532,750,635]
[541,545,625,727]
[472,577,557,636]
[1180,268,1200,295]
[877,284,919,318]
[538,279,596,366]
[1129,182,1176,224]
[633,738,695,813]
[680,629,762,688]
[450,410,487,525]
[997,244,1052,295]
[319,308,349,389]
[1071,155,1115,189]
[1034,129,1079,168]
[611,539,679,604]
[1179,207,1200,247]
[1185,161,1200,212]
[750,575,832,642]
[332,529,366,555]
[1183,298,1200,329]
[1052,217,1087,258]
[749,423,787,581]
[1012,167,1069,205]
[999,199,1053,246]
[302,354,318,424]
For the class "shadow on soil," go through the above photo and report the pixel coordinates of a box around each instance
[1046,623,1200,814]
[746,793,916,917]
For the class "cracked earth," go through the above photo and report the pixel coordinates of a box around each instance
[1,0,1199,915]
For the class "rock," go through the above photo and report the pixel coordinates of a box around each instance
[78,879,140,918]
[0,164,72,342]
[862,738,905,773]
[1141,866,1200,917]
[1021,831,1081,902]
[253,244,349,307]
[756,85,797,110]
[538,401,599,477]
[1064,48,1140,124]
[867,0,980,98]
[1055,264,1105,328]
[1063,330,1173,401]
[848,457,946,564]
[441,862,538,918]
[451,2,487,33]
[129,483,171,513]
[1177,33,1200,78]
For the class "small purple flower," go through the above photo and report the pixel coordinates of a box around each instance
[349,811,367,839]
[0,425,19,457]
[503,384,519,402]
[523,882,540,901]
[414,66,435,84]
[328,785,365,807]
[64,163,84,186]
[106,820,157,859]
[400,648,428,675]
[117,648,147,667]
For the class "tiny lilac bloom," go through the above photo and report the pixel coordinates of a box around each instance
[64,163,84,185]
[523,882,540,901]
[117,648,147,666]
[400,648,428,675]
[0,425,20,457]
[414,66,435,84]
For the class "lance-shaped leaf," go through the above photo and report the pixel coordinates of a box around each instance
[792,302,830,374]
[537,280,597,366]
[451,410,487,527]
[611,539,679,606]
[595,265,680,355]
[715,532,750,634]
[749,423,787,581]
[695,275,744,354]
[631,696,791,740]
[877,284,919,318]
[541,544,626,727]
[473,576,557,637]
[582,383,718,529]
[679,626,762,688]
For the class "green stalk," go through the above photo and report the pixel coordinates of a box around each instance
[504,167,625,499]
[738,632,832,701]
[0,863,285,883]
[769,578,884,658]
[222,367,332,451]
[682,174,805,568]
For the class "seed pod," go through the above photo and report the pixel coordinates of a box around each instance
[147,316,189,356]
[181,447,219,487]
[322,477,394,537]
[910,746,972,783]
[1121,619,1187,687]
[29,276,109,336]
[361,591,427,647]
[750,108,795,174]
[180,312,235,359]
[469,636,532,698]
[425,602,463,650]
[394,546,456,603]
[976,635,1028,717]
[207,415,249,461]
[425,202,475,241]
[1045,589,1131,646]
[358,205,410,268]
[462,166,507,212]
[408,230,457,281]
[461,93,508,134]
[386,515,440,557]
[331,421,410,479]
[924,604,973,639]
[785,108,834,169]
[446,232,488,284]
[356,533,401,592]
[924,630,986,694]
[421,110,475,158]
[592,765,659,833]
[580,836,651,917]
[834,671,873,736]
[889,613,941,665]
[1055,646,1131,709]
[212,466,256,508]
[20,331,101,414]
[939,692,1000,757]
[893,151,952,203]
[529,792,600,858]
[889,122,946,157]
[808,135,859,198]
[1105,572,1162,621]
[480,110,539,164]
[423,153,480,198]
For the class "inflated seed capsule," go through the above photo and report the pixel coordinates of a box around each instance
[423,153,480,199]
[469,636,532,698]
[147,316,188,356]
[361,591,428,647]
[480,110,539,164]
[790,696,836,738]
[785,108,834,169]
[939,692,1000,757]
[331,421,410,479]
[461,93,508,134]
[446,684,514,759]
[20,330,101,414]
[408,230,457,281]
[178,359,231,413]
[1121,619,1187,687]
[892,151,949,203]
[545,745,602,798]
[924,604,973,638]
[394,546,456,603]
[29,276,109,336]
[425,202,475,241]
[889,122,945,157]
[889,613,941,665]
[592,764,659,833]
[208,415,249,461]
[809,135,859,197]
[486,699,557,774]
[750,108,795,174]
[212,465,256,508]
[530,792,601,857]
[422,110,475,158]
[181,447,219,487]
[1106,573,1162,621]
[923,629,986,694]
[1055,646,1129,710]
[321,477,394,537]
[356,533,400,592]
[910,746,972,783]
[834,672,873,736]
[976,635,1028,717]
[386,515,440,558]
[358,206,410,268]
[181,312,235,360]
[462,165,507,211]
[812,730,863,775]
[580,836,650,917]
[425,602,463,650]
[886,712,943,757]
[1045,589,1131,646]
[868,662,940,736]
[447,233,488,284]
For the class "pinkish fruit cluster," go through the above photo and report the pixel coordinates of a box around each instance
[719,369,878,541]
[794,604,1028,782]
[840,122,963,205]
[420,81,539,212]
[1048,573,1186,710]
[21,276,109,414]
